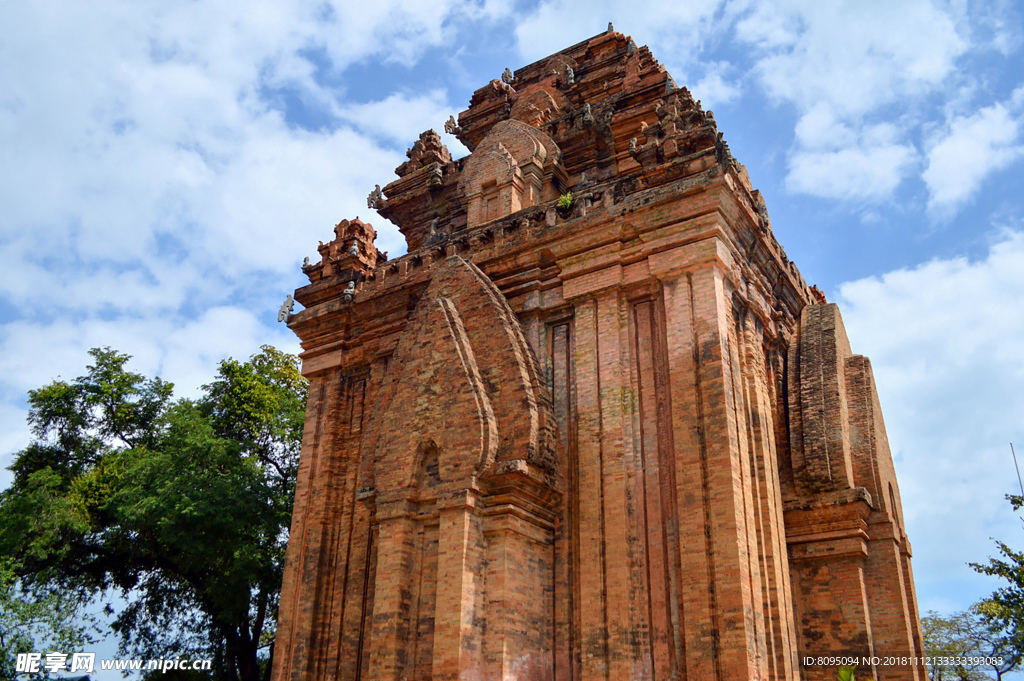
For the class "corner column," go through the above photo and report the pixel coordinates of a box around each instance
[652,237,770,681]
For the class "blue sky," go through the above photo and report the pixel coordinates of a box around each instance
[2,0,1024,674]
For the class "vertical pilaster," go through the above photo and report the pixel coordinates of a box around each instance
[722,303,769,681]
[660,271,720,681]
[549,320,578,681]
[317,375,367,679]
[367,501,418,681]
[272,372,341,681]
[657,248,776,681]
[572,297,610,681]
[632,298,683,681]
[433,492,486,681]
[738,318,798,680]
[339,360,389,679]
[592,288,651,680]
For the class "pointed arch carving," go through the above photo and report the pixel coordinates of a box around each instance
[370,256,558,499]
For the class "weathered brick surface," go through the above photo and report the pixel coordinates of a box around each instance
[272,30,925,681]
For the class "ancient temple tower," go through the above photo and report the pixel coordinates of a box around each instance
[273,30,926,681]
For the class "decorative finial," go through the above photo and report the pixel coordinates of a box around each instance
[607,21,614,33]
[367,184,383,210]
[444,115,459,135]
[301,256,311,271]
[626,38,636,53]
[501,67,514,85]
[277,294,294,322]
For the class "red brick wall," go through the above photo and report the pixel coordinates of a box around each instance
[273,30,925,681]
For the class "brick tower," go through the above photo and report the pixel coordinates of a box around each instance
[273,29,926,681]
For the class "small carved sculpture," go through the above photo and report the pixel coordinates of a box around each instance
[607,21,614,32]
[501,67,514,84]
[367,184,383,210]
[428,162,443,188]
[628,137,639,156]
[565,66,575,85]
[626,38,637,53]
[582,103,595,127]
[301,256,311,271]
[343,281,356,303]
[349,243,360,257]
[715,131,734,170]
[756,197,770,233]
[425,216,446,246]
[444,115,459,135]
[277,294,294,322]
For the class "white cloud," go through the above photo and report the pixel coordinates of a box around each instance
[692,65,741,110]
[0,307,294,399]
[787,121,916,200]
[923,87,1024,215]
[736,0,966,202]
[0,0,518,337]
[338,89,470,157]
[0,403,29,491]
[513,0,730,67]
[838,228,1024,606]
[739,0,966,118]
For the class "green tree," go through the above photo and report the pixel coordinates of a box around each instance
[922,604,1020,681]
[971,493,1024,679]
[0,558,96,679]
[970,600,1021,681]
[921,609,988,681]
[0,346,307,681]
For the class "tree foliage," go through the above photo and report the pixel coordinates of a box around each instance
[0,346,307,681]
[0,558,97,680]
[921,605,1020,681]
[969,493,1024,680]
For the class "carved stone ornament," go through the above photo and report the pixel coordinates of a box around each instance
[501,67,514,84]
[581,103,595,127]
[277,294,294,322]
[428,162,443,188]
[367,184,383,210]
